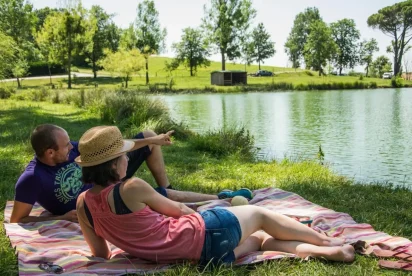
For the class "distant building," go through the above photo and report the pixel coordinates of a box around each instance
[211,71,247,86]
[402,72,412,80]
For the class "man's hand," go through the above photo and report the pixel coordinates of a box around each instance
[60,210,78,222]
[151,130,174,146]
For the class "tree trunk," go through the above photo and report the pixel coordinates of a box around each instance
[93,60,97,79]
[258,61,261,70]
[145,58,149,85]
[221,50,226,71]
[339,67,342,75]
[365,64,369,77]
[125,78,128,88]
[190,65,193,77]
[17,77,21,88]
[48,64,52,84]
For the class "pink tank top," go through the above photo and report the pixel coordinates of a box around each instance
[83,185,205,263]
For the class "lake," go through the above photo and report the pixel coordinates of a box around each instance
[154,88,412,186]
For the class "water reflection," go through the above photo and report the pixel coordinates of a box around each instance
[155,89,412,186]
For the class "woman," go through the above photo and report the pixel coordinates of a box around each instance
[75,126,355,265]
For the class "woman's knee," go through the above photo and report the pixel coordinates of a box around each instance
[142,130,157,138]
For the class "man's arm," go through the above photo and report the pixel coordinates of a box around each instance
[130,130,174,151]
[10,201,77,223]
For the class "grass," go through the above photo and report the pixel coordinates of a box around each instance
[1,98,412,275]
[2,56,409,92]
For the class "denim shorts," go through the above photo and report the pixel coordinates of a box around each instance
[198,208,242,266]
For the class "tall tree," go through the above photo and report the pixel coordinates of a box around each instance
[172,27,210,76]
[359,38,379,77]
[202,0,256,70]
[304,20,337,76]
[99,49,144,88]
[0,0,36,87]
[0,31,16,80]
[33,7,59,33]
[133,0,166,85]
[249,23,276,70]
[37,0,86,89]
[330,19,360,75]
[367,1,412,76]
[84,5,119,79]
[284,7,321,69]
[371,55,392,78]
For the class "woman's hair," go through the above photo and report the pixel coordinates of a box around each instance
[81,156,121,187]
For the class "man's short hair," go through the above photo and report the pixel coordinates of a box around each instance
[31,124,63,157]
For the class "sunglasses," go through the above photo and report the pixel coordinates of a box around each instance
[38,262,64,274]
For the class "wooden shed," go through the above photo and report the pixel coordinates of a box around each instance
[211,71,247,86]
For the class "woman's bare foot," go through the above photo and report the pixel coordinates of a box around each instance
[325,244,355,262]
[296,244,355,262]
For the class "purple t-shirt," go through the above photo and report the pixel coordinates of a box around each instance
[15,142,92,215]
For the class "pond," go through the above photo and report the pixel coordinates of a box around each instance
[155,88,412,186]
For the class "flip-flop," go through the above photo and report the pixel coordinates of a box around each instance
[373,248,412,261]
[379,260,412,271]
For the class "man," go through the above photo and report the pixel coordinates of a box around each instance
[11,124,252,223]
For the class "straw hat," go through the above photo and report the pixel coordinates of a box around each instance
[75,126,134,167]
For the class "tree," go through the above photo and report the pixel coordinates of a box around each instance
[0,0,36,87]
[359,38,379,77]
[33,7,59,33]
[37,1,86,89]
[249,23,276,70]
[99,49,145,88]
[371,55,392,78]
[285,7,321,69]
[202,0,256,70]
[171,27,210,76]
[132,0,166,85]
[0,31,16,80]
[330,19,360,75]
[367,1,412,76]
[304,20,337,76]
[84,5,120,79]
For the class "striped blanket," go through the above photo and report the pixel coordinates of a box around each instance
[4,188,412,275]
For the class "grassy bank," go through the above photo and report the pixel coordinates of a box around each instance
[2,56,411,92]
[1,98,412,275]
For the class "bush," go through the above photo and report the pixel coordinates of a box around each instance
[391,77,404,88]
[0,86,16,99]
[189,127,256,159]
[28,61,66,77]
[359,75,364,81]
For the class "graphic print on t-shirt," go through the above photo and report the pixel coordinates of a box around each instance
[54,163,83,204]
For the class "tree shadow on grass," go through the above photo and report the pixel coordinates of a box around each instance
[63,76,123,87]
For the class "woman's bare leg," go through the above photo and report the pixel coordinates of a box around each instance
[233,231,354,262]
[226,206,345,247]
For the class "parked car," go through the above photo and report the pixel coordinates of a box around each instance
[382,72,392,79]
[255,70,273,77]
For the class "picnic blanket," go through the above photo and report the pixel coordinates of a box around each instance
[3,187,412,275]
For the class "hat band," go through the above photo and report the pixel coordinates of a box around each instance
[81,138,124,163]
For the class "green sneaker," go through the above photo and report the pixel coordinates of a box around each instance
[218,188,253,200]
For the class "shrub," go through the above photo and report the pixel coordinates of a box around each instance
[28,61,66,77]
[369,82,378,89]
[0,86,16,99]
[189,127,256,159]
[391,77,404,88]
[359,75,364,81]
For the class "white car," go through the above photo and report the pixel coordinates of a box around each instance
[382,73,392,79]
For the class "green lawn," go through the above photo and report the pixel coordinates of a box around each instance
[3,56,407,91]
[1,98,411,275]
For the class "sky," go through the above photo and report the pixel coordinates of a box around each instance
[31,0,404,70]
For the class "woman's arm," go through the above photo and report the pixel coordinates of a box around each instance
[76,193,111,259]
[121,178,195,218]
